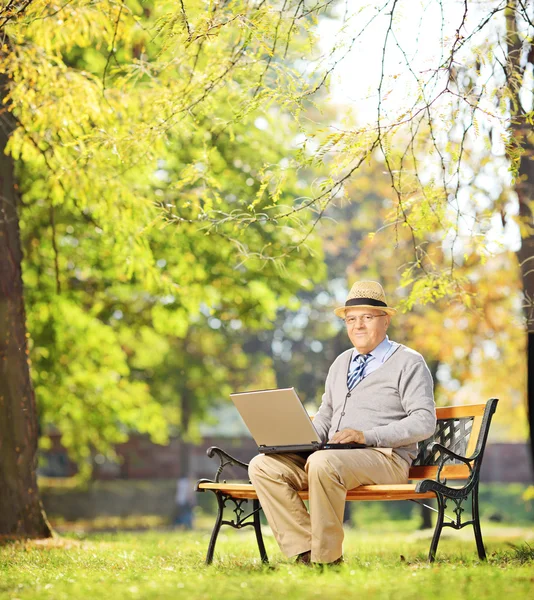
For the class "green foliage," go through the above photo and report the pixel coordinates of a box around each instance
[478,483,534,525]
[1,0,329,472]
[29,296,169,478]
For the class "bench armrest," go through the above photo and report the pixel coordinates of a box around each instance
[417,442,480,490]
[430,442,479,467]
[196,446,250,489]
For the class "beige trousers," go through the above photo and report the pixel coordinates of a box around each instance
[248,449,409,563]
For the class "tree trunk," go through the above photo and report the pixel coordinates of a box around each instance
[0,74,52,538]
[515,140,534,475]
[527,331,534,475]
[506,1,534,473]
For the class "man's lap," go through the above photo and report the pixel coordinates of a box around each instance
[305,448,409,488]
[249,449,408,490]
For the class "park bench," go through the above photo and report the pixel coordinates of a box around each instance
[196,398,498,564]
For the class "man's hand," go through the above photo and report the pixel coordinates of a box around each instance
[329,429,366,444]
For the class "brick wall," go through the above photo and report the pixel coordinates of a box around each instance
[480,442,533,483]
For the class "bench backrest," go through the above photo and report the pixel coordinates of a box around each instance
[409,399,498,481]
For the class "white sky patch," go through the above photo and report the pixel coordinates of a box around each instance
[317,1,478,127]
[315,0,523,253]
[255,116,269,130]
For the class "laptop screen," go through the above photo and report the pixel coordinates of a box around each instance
[230,388,321,446]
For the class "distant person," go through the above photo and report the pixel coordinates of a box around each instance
[173,476,194,529]
[248,280,436,565]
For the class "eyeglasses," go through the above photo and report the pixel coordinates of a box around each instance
[343,313,388,326]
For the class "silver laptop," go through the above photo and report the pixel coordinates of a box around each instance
[230,388,366,454]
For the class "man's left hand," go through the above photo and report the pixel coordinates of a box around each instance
[330,429,366,444]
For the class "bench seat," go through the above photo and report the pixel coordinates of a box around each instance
[197,481,438,501]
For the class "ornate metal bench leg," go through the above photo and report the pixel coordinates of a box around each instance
[428,493,445,563]
[252,499,268,563]
[206,492,225,565]
[471,483,486,560]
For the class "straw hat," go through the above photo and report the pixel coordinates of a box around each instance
[334,281,397,318]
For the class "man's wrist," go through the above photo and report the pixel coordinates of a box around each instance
[362,429,378,446]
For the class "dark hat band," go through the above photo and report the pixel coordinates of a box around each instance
[345,297,388,308]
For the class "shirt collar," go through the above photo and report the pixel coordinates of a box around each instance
[352,335,392,364]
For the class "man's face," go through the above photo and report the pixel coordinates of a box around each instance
[344,307,391,354]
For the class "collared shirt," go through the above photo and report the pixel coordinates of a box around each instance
[348,335,398,382]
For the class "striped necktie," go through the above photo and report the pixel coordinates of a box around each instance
[347,353,372,391]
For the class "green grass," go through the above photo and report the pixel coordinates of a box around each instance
[1,526,533,600]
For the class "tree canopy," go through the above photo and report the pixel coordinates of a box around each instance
[1,0,331,475]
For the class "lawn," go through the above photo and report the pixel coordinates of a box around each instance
[1,525,533,600]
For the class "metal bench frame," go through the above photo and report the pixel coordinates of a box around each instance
[196,398,498,564]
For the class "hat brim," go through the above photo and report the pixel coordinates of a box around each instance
[334,305,397,318]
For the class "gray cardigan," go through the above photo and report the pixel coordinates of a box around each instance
[313,344,436,464]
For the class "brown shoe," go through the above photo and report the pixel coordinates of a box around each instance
[317,556,344,568]
[295,550,311,565]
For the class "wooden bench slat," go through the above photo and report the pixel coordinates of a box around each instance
[408,464,470,479]
[344,490,436,501]
[198,483,259,492]
[435,404,486,419]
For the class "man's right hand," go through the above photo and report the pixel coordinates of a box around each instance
[329,429,365,444]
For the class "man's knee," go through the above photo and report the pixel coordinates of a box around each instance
[248,453,264,476]
[306,451,339,478]
[306,451,361,489]
[248,453,271,480]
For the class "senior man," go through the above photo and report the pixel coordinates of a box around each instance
[248,280,436,566]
